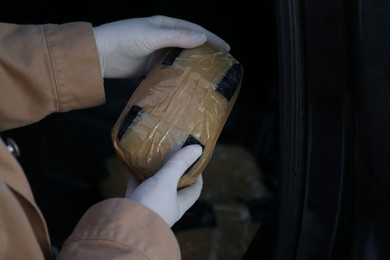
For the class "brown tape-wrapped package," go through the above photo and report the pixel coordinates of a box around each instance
[111,42,243,189]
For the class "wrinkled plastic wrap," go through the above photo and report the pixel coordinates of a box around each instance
[111,42,243,189]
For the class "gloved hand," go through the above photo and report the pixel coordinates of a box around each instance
[125,144,203,227]
[93,15,230,78]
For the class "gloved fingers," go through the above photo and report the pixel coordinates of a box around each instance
[93,15,230,79]
[125,145,202,227]
[177,174,203,214]
[154,144,203,187]
[150,15,230,51]
[147,28,207,50]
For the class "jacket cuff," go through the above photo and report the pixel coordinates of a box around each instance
[59,198,181,259]
[44,22,105,112]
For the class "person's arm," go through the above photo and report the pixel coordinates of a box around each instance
[0,22,105,131]
[0,15,229,132]
[56,199,182,260]
[57,144,203,260]
[0,15,226,258]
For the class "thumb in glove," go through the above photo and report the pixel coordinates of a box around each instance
[125,144,203,227]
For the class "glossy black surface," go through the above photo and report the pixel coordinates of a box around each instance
[352,0,390,259]
[249,0,390,259]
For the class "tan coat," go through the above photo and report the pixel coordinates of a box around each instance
[0,22,180,259]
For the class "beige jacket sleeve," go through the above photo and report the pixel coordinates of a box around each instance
[57,198,181,260]
[0,22,181,259]
[0,22,104,131]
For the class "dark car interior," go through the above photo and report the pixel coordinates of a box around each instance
[2,0,390,259]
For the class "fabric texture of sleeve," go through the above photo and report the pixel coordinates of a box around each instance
[0,22,105,131]
[56,198,181,260]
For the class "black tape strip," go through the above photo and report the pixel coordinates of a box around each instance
[162,47,183,65]
[117,105,142,141]
[181,135,204,176]
[215,63,243,101]
[182,135,204,148]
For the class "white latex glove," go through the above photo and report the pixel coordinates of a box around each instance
[93,15,230,78]
[125,144,203,227]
